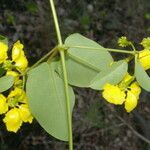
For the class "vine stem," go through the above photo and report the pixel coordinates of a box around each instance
[49,0,73,150]
[66,45,136,54]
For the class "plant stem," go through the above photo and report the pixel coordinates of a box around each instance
[49,0,62,45]
[106,48,135,54]
[60,50,73,150]
[47,49,58,64]
[125,55,134,63]
[49,0,73,150]
[26,47,57,73]
[66,45,136,54]
[22,75,26,90]
[130,43,136,52]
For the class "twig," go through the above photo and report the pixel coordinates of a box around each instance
[106,104,150,145]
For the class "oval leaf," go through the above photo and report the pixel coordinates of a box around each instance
[63,57,99,87]
[64,33,114,87]
[26,62,75,141]
[0,75,14,92]
[65,33,113,70]
[90,60,128,90]
[135,60,150,91]
[56,58,99,87]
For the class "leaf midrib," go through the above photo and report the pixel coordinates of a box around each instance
[68,52,101,72]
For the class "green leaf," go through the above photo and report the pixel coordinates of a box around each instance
[62,57,99,87]
[26,62,75,141]
[63,33,114,87]
[0,75,14,92]
[90,60,128,90]
[65,33,113,70]
[135,60,150,91]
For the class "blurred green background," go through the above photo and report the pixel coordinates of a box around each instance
[0,0,150,149]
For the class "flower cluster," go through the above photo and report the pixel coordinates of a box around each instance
[102,37,150,112]
[0,40,33,133]
[102,74,141,112]
[2,40,28,72]
[118,36,150,70]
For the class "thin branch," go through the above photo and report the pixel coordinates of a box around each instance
[25,47,57,73]
[106,104,150,144]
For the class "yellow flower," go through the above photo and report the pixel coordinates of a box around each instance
[125,91,138,113]
[102,83,126,105]
[12,41,24,61]
[12,41,28,72]
[139,49,150,70]
[19,104,33,123]
[15,56,28,72]
[102,81,141,113]
[119,73,133,89]
[122,73,133,83]
[8,87,27,104]
[3,108,22,133]
[6,71,19,82]
[0,42,8,64]
[129,82,141,99]
[0,94,8,114]
[124,82,141,113]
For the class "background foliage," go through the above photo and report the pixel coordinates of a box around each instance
[0,0,150,149]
